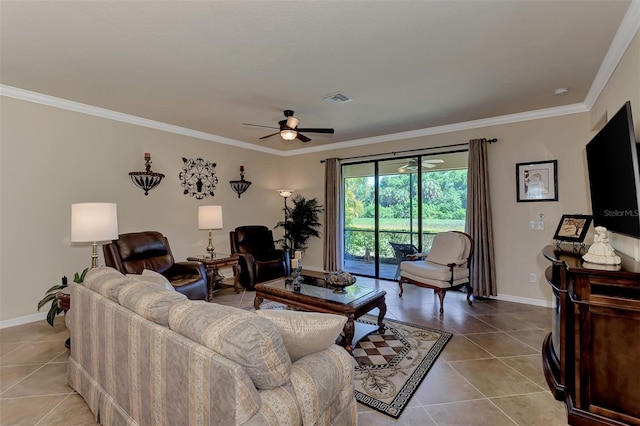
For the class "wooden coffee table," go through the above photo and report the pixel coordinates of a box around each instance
[254,277,386,354]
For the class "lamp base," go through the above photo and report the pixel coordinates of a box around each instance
[206,230,215,257]
[91,242,98,269]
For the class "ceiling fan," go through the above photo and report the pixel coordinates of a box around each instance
[243,110,334,143]
[398,159,445,172]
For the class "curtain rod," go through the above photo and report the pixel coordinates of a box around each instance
[320,138,497,163]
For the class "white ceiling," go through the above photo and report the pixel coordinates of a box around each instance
[0,1,636,154]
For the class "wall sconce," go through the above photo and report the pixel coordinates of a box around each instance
[229,165,252,198]
[129,153,165,195]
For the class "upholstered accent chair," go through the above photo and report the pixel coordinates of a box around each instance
[398,231,473,314]
[230,225,289,290]
[103,231,208,300]
[389,241,419,280]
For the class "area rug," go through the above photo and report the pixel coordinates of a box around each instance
[352,314,452,418]
[254,302,452,419]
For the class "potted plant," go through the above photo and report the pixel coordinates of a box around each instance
[276,194,324,256]
[37,268,88,326]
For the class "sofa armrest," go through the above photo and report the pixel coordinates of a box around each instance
[289,345,354,424]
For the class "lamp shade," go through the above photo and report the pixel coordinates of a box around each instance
[71,203,119,242]
[198,206,223,229]
[278,189,293,198]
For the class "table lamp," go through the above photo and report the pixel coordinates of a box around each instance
[198,205,223,257]
[71,203,119,268]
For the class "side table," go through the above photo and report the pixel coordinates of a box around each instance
[56,291,71,349]
[187,254,242,300]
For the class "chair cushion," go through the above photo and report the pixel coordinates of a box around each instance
[234,226,276,257]
[114,231,174,274]
[256,310,347,362]
[401,260,469,282]
[115,231,169,260]
[426,232,468,266]
[168,301,291,389]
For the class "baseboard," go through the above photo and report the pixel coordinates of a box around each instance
[492,294,555,308]
[0,312,47,329]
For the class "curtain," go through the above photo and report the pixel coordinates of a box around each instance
[467,139,497,297]
[323,158,342,271]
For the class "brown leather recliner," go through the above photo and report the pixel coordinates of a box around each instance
[230,225,289,290]
[103,231,208,300]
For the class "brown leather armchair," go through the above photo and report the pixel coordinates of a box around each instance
[103,231,208,300]
[229,225,289,290]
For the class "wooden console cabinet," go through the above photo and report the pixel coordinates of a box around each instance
[542,244,640,425]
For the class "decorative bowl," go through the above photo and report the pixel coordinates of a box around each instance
[324,271,357,293]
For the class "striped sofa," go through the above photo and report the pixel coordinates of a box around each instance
[67,267,357,425]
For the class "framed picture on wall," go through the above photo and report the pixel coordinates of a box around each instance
[553,214,593,242]
[516,160,558,202]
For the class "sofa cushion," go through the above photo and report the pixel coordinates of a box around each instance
[119,282,187,326]
[256,309,347,362]
[83,266,134,302]
[168,301,291,389]
[426,232,468,266]
[126,269,175,292]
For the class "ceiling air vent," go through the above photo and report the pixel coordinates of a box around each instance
[323,93,353,105]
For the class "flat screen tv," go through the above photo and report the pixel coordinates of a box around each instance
[586,101,640,238]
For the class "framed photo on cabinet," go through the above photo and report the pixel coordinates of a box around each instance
[553,214,592,242]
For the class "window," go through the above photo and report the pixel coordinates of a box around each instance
[342,150,468,280]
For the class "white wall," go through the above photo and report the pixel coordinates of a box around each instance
[286,113,593,306]
[2,30,638,325]
[0,97,286,323]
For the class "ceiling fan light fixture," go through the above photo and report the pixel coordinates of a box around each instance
[280,129,297,140]
[286,116,299,129]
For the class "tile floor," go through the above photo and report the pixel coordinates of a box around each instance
[0,278,569,425]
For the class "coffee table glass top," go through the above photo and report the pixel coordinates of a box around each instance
[261,279,375,304]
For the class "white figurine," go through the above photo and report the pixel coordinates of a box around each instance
[582,226,621,265]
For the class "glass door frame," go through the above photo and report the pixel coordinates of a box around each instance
[341,149,468,280]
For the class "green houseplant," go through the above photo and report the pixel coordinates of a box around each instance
[37,268,88,326]
[276,195,324,255]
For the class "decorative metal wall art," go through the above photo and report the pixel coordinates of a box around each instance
[129,153,165,196]
[179,157,218,199]
[229,165,252,198]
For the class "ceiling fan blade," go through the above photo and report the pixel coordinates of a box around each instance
[243,123,279,130]
[423,159,445,164]
[259,132,280,140]
[296,128,335,134]
[296,133,311,143]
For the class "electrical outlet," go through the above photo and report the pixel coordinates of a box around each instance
[529,273,537,283]
[536,221,545,230]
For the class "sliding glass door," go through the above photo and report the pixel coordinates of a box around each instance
[342,150,468,280]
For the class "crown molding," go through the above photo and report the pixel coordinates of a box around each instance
[282,103,589,156]
[0,83,590,157]
[0,85,283,156]
[3,0,635,163]
[584,0,640,109]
